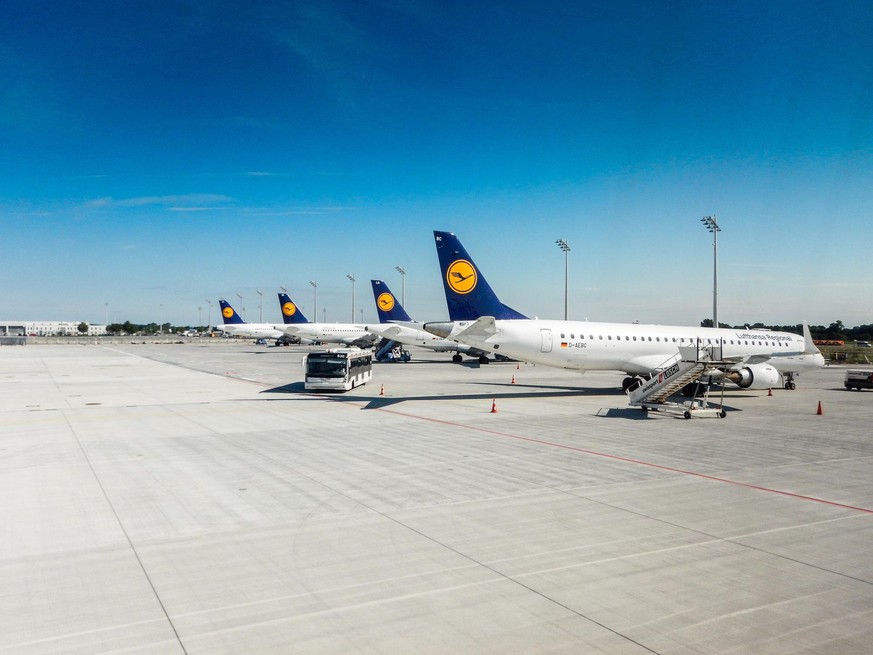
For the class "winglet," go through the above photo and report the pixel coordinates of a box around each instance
[802,320,820,355]
[433,231,528,321]
[278,293,310,324]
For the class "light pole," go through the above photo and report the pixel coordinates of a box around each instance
[159,304,163,334]
[346,274,356,322]
[198,306,202,329]
[555,239,571,320]
[205,299,212,330]
[323,308,327,323]
[256,289,263,323]
[309,281,318,319]
[700,215,721,328]
[395,265,406,306]
[236,293,243,320]
[105,302,109,326]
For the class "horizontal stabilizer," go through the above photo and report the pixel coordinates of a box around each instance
[456,316,500,339]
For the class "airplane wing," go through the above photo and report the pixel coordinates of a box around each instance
[455,316,500,339]
[369,324,403,339]
[722,353,771,366]
[624,354,680,374]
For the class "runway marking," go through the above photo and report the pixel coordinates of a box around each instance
[377,407,873,515]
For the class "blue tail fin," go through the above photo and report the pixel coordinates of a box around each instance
[371,280,413,322]
[218,299,246,324]
[433,231,528,321]
[278,293,310,324]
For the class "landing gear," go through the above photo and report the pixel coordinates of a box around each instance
[478,355,489,364]
[452,353,463,363]
[783,373,797,390]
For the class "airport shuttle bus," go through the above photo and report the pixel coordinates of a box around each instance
[304,348,373,391]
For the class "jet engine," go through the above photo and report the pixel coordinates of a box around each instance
[725,363,780,389]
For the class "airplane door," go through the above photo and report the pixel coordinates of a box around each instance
[540,328,553,353]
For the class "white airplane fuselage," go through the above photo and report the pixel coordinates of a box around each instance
[367,323,479,354]
[430,318,825,377]
[283,323,378,346]
[216,323,285,339]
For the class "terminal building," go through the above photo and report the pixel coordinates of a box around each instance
[0,321,108,337]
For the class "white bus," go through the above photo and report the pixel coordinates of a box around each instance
[304,348,373,391]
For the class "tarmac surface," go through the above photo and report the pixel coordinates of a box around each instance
[2,341,872,654]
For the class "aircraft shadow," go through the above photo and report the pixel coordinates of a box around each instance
[257,384,591,409]
[595,404,741,420]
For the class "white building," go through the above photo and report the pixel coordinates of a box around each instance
[0,321,108,337]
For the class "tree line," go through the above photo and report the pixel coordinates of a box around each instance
[101,319,873,341]
[701,319,873,342]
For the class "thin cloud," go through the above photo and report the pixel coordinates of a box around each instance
[85,194,234,209]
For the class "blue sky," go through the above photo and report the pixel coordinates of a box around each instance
[2,0,872,328]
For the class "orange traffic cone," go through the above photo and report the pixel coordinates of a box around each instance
[511,375,516,384]
[379,384,384,396]
[516,363,520,370]
[816,401,823,415]
[490,399,498,413]
[768,388,772,396]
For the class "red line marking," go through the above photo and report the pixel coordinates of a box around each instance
[377,407,873,515]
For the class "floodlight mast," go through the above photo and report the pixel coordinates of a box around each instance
[309,281,318,319]
[700,215,721,328]
[346,274,356,322]
[555,239,571,320]
[395,265,406,306]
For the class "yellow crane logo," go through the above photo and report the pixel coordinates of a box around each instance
[446,259,477,294]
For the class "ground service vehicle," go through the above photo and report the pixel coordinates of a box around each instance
[304,348,373,391]
[844,369,873,391]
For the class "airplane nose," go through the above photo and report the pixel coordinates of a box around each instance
[423,322,454,338]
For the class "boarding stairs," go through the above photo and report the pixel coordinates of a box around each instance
[375,338,397,361]
[627,342,727,419]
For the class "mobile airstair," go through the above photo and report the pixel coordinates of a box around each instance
[627,343,727,419]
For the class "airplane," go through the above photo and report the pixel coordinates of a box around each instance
[367,279,491,362]
[423,231,825,392]
[277,292,379,348]
[216,299,286,340]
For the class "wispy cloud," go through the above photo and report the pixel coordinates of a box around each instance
[85,194,234,209]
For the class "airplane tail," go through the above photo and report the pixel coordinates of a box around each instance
[218,299,246,324]
[371,280,413,323]
[278,293,310,324]
[433,231,528,321]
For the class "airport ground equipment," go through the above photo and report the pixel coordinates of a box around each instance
[375,338,410,362]
[627,343,727,419]
[303,347,373,391]
[844,369,873,391]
